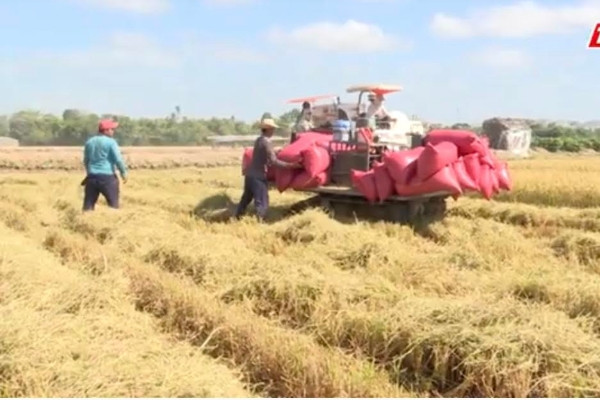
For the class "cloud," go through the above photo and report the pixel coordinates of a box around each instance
[267,20,407,53]
[203,43,267,63]
[12,32,266,73]
[430,14,474,38]
[72,0,170,14]
[471,48,532,69]
[431,0,600,38]
[32,32,181,69]
[212,47,266,63]
[173,32,267,64]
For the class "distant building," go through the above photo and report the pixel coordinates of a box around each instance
[482,118,532,156]
[0,137,19,147]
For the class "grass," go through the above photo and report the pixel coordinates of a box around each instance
[2,150,600,396]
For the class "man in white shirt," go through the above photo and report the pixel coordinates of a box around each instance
[294,101,314,133]
[366,93,390,120]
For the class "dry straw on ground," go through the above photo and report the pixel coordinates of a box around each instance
[2,151,600,397]
[0,225,251,398]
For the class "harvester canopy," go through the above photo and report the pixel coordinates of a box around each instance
[287,94,341,130]
[346,84,403,96]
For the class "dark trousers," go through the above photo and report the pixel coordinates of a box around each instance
[235,176,269,220]
[82,174,120,211]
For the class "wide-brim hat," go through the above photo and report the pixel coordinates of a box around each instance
[260,118,279,129]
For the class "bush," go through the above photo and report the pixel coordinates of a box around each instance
[561,138,583,152]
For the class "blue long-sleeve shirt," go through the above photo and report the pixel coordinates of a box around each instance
[83,135,128,178]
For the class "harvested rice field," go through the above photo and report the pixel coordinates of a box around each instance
[0,146,242,170]
[2,149,600,397]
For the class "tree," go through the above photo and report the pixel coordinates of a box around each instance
[0,116,9,137]
[62,109,82,121]
[451,123,471,130]
[278,109,300,127]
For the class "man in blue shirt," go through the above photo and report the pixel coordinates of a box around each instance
[82,119,128,211]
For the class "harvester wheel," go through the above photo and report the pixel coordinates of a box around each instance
[300,192,449,226]
[407,200,426,224]
[286,195,322,216]
[417,197,448,226]
[319,197,335,217]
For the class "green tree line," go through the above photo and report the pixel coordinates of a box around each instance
[529,124,600,153]
[1,109,599,152]
[0,108,301,146]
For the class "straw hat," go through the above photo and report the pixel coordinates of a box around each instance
[260,118,279,129]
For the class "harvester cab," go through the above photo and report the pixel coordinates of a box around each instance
[346,84,425,151]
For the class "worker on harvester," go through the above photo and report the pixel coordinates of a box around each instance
[294,101,314,133]
[234,117,301,221]
[291,101,314,143]
[366,93,390,120]
[81,118,128,211]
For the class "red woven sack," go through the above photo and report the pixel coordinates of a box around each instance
[242,148,253,175]
[278,135,316,163]
[266,165,276,181]
[295,132,333,144]
[494,160,512,191]
[274,168,297,193]
[301,144,331,178]
[351,170,377,204]
[478,164,495,200]
[416,142,459,181]
[395,165,462,197]
[425,129,485,156]
[479,146,496,168]
[373,161,394,202]
[463,153,481,184]
[453,158,479,192]
[291,171,329,190]
[383,146,424,185]
[480,135,490,149]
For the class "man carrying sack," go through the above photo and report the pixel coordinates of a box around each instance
[81,118,128,211]
[234,117,301,221]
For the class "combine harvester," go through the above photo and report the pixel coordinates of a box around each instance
[245,83,513,225]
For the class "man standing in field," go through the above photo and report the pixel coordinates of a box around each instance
[234,117,300,221]
[82,119,128,211]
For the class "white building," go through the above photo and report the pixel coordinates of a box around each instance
[482,118,532,156]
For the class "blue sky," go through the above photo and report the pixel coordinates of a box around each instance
[0,0,599,124]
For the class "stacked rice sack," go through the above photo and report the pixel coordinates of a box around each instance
[242,148,276,181]
[241,131,334,191]
[351,129,513,203]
